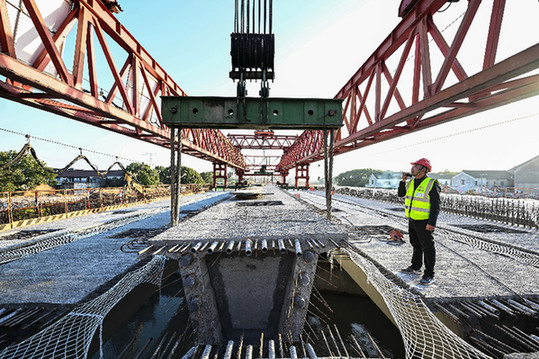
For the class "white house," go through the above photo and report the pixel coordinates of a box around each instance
[366,171,401,189]
[451,170,513,193]
[429,172,452,187]
[510,154,539,195]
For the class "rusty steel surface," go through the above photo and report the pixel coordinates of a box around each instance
[277,0,539,172]
[0,0,245,169]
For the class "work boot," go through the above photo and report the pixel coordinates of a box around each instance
[401,266,421,275]
[420,275,435,285]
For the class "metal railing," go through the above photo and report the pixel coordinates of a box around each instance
[334,186,539,229]
[448,186,539,199]
[0,184,209,229]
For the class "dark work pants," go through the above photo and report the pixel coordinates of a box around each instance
[408,219,436,277]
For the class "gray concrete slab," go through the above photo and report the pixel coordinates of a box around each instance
[149,185,348,245]
[298,190,539,300]
[0,192,228,305]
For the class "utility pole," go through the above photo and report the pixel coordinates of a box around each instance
[143,153,157,167]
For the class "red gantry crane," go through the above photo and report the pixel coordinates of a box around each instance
[1,0,538,190]
[276,0,539,185]
[0,0,245,170]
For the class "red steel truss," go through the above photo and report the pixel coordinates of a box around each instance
[227,133,298,150]
[0,0,245,169]
[278,0,539,172]
[243,155,281,171]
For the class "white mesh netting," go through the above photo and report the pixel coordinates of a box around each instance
[0,255,166,359]
[0,208,164,265]
[340,245,492,359]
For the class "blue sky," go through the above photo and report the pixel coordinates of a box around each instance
[0,0,538,179]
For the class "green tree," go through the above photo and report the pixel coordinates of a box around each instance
[126,162,159,186]
[155,166,170,184]
[334,168,382,187]
[0,151,57,191]
[181,167,204,184]
[155,165,204,184]
[200,171,213,184]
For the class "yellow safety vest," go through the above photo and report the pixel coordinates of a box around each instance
[404,177,437,220]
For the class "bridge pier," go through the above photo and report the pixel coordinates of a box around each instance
[295,164,309,189]
[213,163,228,188]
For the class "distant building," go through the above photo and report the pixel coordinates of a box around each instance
[451,170,513,193]
[429,172,453,187]
[366,171,401,189]
[55,169,124,189]
[510,154,539,195]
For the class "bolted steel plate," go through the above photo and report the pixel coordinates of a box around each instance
[161,96,343,130]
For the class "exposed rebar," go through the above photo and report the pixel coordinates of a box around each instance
[245,239,252,256]
[306,343,318,359]
[226,240,235,254]
[223,341,234,359]
[278,239,286,254]
[268,340,275,359]
[294,239,303,256]
[207,241,219,254]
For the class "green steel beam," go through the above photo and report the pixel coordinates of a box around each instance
[161,96,343,130]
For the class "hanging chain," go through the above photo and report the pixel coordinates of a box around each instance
[328,130,334,218]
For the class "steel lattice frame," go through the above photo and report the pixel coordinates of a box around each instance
[277,0,539,172]
[243,155,281,171]
[227,133,298,150]
[0,0,245,169]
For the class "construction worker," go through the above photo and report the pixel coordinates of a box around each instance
[398,158,441,285]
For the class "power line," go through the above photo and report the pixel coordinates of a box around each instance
[380,112,539,153]
[0,127,142,164]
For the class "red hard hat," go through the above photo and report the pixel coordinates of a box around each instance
[411,158,432,171]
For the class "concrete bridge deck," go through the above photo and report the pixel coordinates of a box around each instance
[297,190,539,300]
[0,192,228,304]
[0,185,538,358]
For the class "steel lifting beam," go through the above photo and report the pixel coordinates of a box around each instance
[277,0,539,171]
[0,0,245,170]
[295,164,310,189]
[228,131,297,174]
[213,163,228,188]
[161,96,343,130]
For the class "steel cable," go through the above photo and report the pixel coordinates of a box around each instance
[0,127,138,163]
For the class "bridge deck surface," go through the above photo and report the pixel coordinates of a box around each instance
[0,192,226,305]
[1,186,537,304]
[148,186,346,246]
[299,190,539,301]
